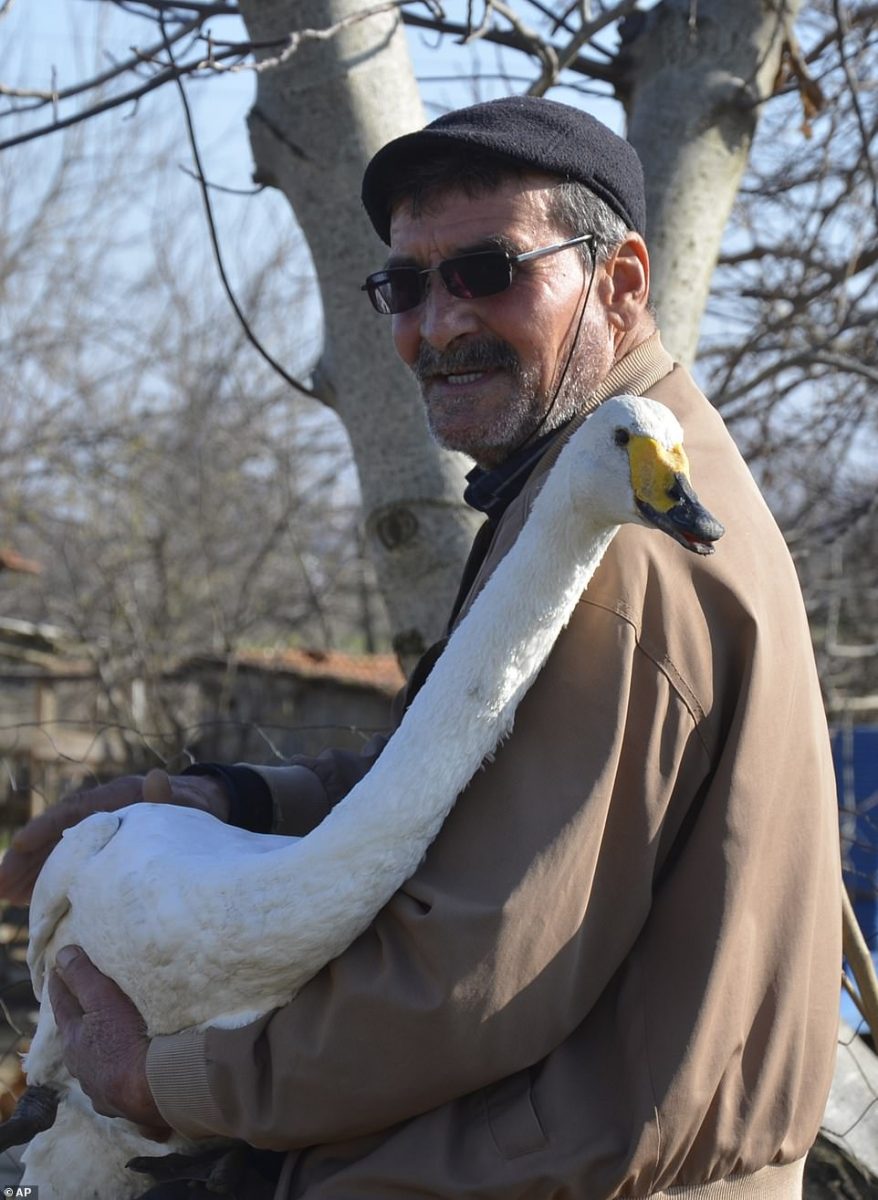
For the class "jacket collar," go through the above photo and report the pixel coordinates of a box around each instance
[462,425,569,520]
[528,332,674,490]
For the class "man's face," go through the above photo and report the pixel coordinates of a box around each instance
[388,176,615,467]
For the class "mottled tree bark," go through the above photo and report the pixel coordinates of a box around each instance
[621,0,801,365]
[237,0,479,664]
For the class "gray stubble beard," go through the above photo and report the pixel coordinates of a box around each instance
[417,332,607,467]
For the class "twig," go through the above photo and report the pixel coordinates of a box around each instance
[208,0,444,76]
[0,16,202,111]
[517,0,576,37]
[0,65,181,151]
[842,970,867,1023]
[842,884,878,1044]
[177,163,265,194]
[0,991,27,1040]
[803,3,878,65]
[401,10,617,83]
[98,0,234,13]
[528,0,638,95]
[481,0,557,89]
[159,15,319,401]
[832,0,878,215]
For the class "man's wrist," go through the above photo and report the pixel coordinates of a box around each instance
[126,1052,172,1136]
[182,764,274,833]
[172,772,231,823]
[146,1028,222,1140]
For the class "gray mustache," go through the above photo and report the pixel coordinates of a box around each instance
[414,339,521,383]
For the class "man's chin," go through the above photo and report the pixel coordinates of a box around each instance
[426,399,533,467]
[430,423,515,468]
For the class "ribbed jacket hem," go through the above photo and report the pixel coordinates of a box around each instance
[146,1027,223,1139]
[644,1157,805,1199]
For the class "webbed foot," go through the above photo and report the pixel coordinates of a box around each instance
[0,1084,59,1149]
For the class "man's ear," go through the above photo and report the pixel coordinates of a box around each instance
[600,234,650,335]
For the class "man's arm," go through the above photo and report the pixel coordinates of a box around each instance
[50,945,169,1135]
[245,733,392,836]
[0,733,391,904]
[144,603,710,1148]
[0,771,229,905]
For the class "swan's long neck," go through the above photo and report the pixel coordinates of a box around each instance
[203,448,614,1002]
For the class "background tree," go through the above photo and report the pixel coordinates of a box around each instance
[10,1,873,659]
[0,113,390,738]
[2,0,875,793]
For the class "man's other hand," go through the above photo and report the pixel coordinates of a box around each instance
[49,944,171,1136]
[0,769,230,904]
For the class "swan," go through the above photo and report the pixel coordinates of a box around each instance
[6,394,722,1198]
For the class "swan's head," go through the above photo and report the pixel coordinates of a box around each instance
[569,395,725,555]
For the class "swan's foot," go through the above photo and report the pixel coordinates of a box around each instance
[128,1143,249,1196]
[0,1084,59,1149]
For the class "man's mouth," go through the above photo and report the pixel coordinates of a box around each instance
[444,370,490,386]
[414,337,521,393]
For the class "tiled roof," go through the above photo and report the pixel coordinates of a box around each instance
[0,548,40,575]
[233,648,405,696]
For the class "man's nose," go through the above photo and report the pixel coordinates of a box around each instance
[417,275,481,352]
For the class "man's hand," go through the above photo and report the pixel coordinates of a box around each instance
[49,944,171,1137]
[0,769,230,904]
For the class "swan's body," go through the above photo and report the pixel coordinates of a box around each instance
[16,395,722,1198]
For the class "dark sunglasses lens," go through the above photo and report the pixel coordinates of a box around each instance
[441,253,511,299]
[366,269,422,315]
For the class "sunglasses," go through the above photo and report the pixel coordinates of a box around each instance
[362,233,593,315]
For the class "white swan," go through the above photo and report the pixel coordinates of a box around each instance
[12,394,722,1198]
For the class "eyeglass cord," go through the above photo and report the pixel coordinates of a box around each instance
[507,238,598,459]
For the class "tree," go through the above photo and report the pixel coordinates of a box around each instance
[236,0,482,666]
[9,1,869,659]
[700,0,878,713]
[3,1,875,777]
[0,113,391,739]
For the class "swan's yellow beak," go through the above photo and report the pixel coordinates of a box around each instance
[627,435,725,555]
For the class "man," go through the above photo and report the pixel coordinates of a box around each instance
[1,97,840,1198]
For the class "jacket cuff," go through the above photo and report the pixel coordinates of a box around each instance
[183,763,273,833]
[248,764,331,836]
[146,1028,225,1139]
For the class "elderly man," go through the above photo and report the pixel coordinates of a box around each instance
[1,97,840,1199]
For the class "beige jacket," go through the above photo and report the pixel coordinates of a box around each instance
[148,335,841,1199]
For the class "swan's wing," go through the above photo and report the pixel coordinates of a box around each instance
[28,812,122,993]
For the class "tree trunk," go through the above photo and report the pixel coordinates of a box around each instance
[236,0,479,665]
[620,0,801,366]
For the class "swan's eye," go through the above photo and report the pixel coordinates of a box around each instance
[614,428,630,447]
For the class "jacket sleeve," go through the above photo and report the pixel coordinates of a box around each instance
[146,598,711,1147]
[249,733,392,836]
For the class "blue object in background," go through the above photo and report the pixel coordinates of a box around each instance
[832,725,878,1026]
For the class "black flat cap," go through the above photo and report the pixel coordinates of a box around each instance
[362,95,646,245]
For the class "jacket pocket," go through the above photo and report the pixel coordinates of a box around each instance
[483,1067,548,1160]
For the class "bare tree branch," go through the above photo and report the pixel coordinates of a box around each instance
[0,0,447,154]
[401,9,618,83]
[0,60,188,151]
[158,14,320,401]
[466,0,558,92]
[0,16,201,113]
[98,0,235,13]
[832,0,878,213]
[528,0,638,95]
